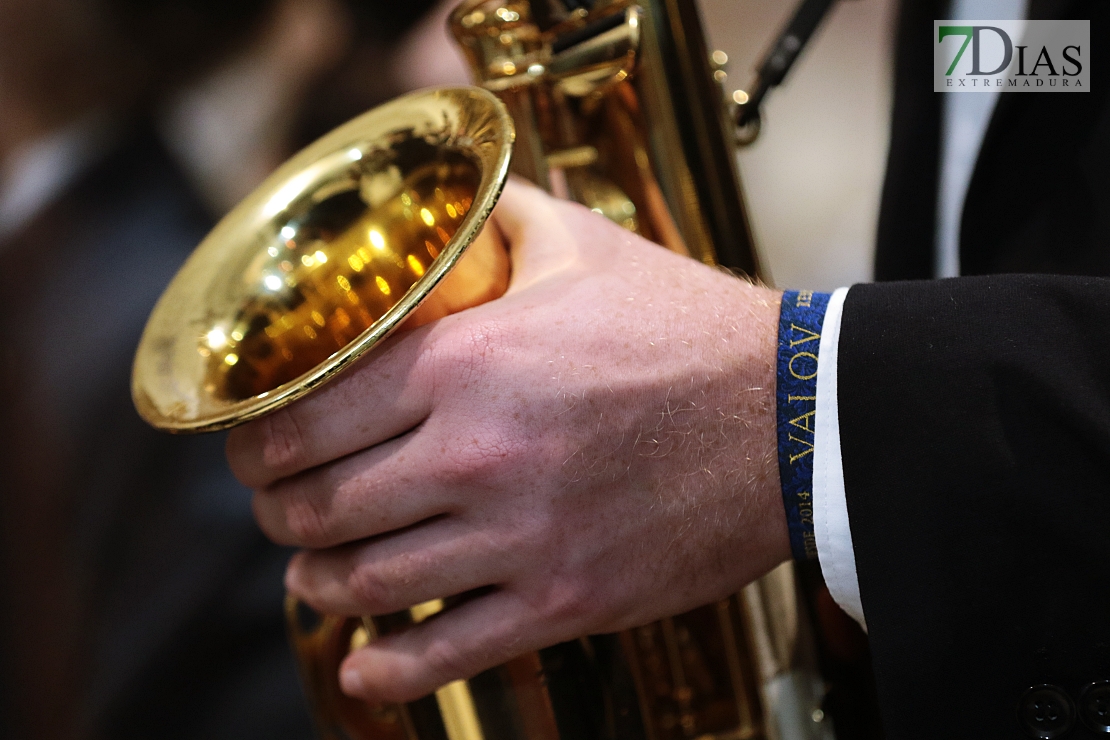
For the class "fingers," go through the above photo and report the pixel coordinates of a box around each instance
[226,178,585,489]
[285,516,516,616]
[251,431,453,548]
[225,327,436,488]
[339,589,542,703]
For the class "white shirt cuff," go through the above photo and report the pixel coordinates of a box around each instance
[813,287,867,630]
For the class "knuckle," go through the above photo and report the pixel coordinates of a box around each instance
[259,409,307,477]
[348,565,397,614]
[527,575,594,629]
[439,427,529,486]
[281,486,331,546]
[435,321,505,391]
[422,637,473,687]
[282,553,325,610]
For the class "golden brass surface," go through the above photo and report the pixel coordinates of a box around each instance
[132,87,513,432]
[447,0,757,270]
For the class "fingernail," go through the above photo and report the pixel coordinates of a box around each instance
[341,667,366,696]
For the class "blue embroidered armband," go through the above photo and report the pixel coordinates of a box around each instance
[776,290,830,561]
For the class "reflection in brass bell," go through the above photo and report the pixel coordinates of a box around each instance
[132,87,514,432]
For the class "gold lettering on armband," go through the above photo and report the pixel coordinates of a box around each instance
[788,352,818,380]
[788,323,820,348]
[787,434,814,463]
[789,410,816,434]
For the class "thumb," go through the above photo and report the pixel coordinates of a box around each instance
[488,177,582,293]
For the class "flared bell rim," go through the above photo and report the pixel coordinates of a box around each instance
[132,86,514,433]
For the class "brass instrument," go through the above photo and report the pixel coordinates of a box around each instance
[133,1,832,738]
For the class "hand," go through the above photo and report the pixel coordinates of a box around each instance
[226,179,789,703]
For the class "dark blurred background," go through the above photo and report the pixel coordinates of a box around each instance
[0,1,465,737]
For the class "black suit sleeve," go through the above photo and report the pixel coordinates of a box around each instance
[837,275,1110,739]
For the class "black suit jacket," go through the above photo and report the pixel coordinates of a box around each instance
[839,0,1110,737]
[0,128,313,740]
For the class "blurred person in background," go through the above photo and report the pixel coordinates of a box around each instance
[0,0,447,737]
[160,0,448,215]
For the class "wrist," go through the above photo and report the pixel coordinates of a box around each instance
[717,283,792,577]
[756,287,794,568]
